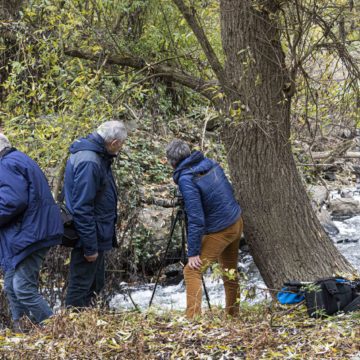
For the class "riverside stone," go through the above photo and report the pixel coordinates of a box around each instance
[329,198,360,218]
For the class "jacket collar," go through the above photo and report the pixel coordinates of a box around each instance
[0,147,16,158]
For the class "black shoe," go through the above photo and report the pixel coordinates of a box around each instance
[12,320,29,334]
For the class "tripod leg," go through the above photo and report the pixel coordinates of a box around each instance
[180,214,187,265]
[202,276,212,311]
[148,211,181,308]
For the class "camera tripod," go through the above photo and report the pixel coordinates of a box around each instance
[148,199,211,310]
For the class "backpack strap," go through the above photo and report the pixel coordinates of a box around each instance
[343,295,360,313]
[323,279,342,311]
[324,280,339,295]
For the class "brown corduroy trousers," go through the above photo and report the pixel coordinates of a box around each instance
[183,217,243,319]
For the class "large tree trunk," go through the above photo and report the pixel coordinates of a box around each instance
[219,0,355,289]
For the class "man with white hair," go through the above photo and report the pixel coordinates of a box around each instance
[0,133,63,330]
[64,120,127,308]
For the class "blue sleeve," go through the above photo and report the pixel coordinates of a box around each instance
[72,161,101,256]
[0,167,28,227]
[178,176,205,257]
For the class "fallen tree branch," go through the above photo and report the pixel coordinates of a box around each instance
[311,151,360,160]
[297,163,336,167]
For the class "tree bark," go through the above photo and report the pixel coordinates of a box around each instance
[218,0,354,289]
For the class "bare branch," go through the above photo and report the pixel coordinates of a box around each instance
[172,0,227,88]
[64,49,221,103]
[64,48,146,68]
[297,2,360,83]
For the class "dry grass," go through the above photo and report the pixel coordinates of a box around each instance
[0,305,359,359]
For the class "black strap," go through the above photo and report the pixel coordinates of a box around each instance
[343,295,360,313]
[57,187,65,203]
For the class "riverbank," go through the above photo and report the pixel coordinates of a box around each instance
[0,306,359,359]
[109,187,360,313]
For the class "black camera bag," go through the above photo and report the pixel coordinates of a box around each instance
[305,278,356,318]
[58,203,79,247]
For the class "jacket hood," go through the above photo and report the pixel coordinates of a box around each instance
[173,151,216,184]
[70,132,108,155]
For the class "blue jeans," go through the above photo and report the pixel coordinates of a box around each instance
[4,247,53,324]
[65,248,105,308]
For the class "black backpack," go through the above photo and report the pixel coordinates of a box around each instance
[305,278,360,318]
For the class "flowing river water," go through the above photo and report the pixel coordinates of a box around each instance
[110,189,360,312]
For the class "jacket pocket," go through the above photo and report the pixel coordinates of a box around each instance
[96,218,115,243]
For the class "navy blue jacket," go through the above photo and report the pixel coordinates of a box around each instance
[0,148,63,271]
[173,151,242,257]
[64,133,117,256]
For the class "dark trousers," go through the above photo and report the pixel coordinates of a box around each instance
[65,248,105,308]
[4,247,53,324]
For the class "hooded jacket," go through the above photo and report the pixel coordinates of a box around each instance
[0,148,63,271]
[64,133,117,256]
[173,151,242,257]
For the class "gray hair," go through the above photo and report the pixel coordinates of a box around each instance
[0,133,11,152]
[166,139,191,167]
[97,120,127,143]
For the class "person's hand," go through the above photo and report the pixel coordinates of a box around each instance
[84,252,98,262]
[188,255,202,270]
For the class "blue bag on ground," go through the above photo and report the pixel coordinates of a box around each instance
[277,281,305,304]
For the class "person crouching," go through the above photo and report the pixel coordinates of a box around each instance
[166,139,243,319]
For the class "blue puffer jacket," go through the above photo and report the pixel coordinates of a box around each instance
[173,151,242,257]
[0,148,63,271]
[64,133,117,256]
